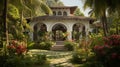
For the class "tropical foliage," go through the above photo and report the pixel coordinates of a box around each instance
[74,8,84,16]
[1,0,120,67]
[7,40,27,56]
[83,0,120,36]
[93,35,120,67]
[45,0,64,7]
[64,40,77,51]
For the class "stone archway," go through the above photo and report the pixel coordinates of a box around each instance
[33,23,47,41]
[72,23,86,40]
[52,23,67,41]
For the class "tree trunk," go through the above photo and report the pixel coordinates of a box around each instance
[103,11,109,34]
[116,22,119,34]
[101,11,108,36]
[101,17,107,36]
[3,0,8,56]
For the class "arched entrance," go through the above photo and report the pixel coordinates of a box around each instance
[52,23,67,41]
[33,23,47,41]
[72,23,86,40]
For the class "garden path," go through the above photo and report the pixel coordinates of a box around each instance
[29,49,74,67]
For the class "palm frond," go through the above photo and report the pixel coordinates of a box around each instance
[39,2,52,15]
[83,0,94,10]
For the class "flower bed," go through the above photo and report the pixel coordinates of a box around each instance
[93,35,120,67]
[7,40,27,56]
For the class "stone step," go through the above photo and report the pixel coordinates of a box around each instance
[56,41,64,45]
[50,45,66,51]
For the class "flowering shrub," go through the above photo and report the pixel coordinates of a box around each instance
[64,40,77,51]
[93,35,120,67]
[7,40,27,56]
[35,41,55,50]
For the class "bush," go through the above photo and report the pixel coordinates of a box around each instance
[0,54,47,67]
[93,35,120,67]
[71,48,89,64]
[7,40,27,56]
[0,55,7,67]
[34,54,47,65]
[64,40,76,51]
[36,41,55,50]
[89,34,104,48]
[4,56,25,67]
[27,41,35,50]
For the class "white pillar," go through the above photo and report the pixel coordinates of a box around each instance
[29,32,33,41]
[82,22,90,40]
[84,22,89,37]
[67,25,72,40]
[29,23,35,41]
[67,31,72,40]
[46,23,52,40]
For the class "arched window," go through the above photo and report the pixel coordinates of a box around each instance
[63,11,67,16]
[58,11,62,15]
[53,11,56,16]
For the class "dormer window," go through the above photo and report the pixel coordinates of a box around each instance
[63,11,67,16]
[58,11,62,16]
[53,11,56,16]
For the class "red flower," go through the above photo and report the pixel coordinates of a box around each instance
[7,40,27,55]
[94,45,104,51]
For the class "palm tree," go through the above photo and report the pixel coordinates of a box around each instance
[83,0,120,36]
[83,0,109,36]
[9,0,52,22]
[23,0,52,17]
[107,0,120,34]
[3,0,8,56]
[74,8,84,16]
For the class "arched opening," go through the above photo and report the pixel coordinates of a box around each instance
[72,23,86,40]
[52,23,67,41]
[53,11,56,16]
[58,11,62,16]
[33,23,47,41]
[63,11,67,16]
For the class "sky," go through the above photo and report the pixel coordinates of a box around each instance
[60,0,90,16]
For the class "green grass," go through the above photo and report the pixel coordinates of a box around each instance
[73,64,85,67]
[28,49,73,67]
[31,64,50,67]
[29,61,50,67]
[29,49,73,59]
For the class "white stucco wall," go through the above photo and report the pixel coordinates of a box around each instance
[52,9,70,16]
[29,20,90,41]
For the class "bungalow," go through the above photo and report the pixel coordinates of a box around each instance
[28,6,94,42]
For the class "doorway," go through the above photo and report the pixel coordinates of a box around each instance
[52,23,67,41]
